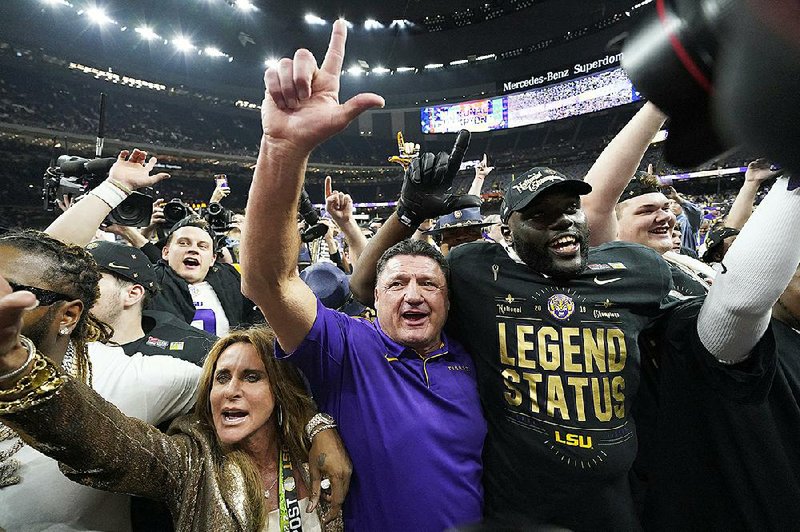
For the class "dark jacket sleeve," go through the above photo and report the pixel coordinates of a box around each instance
[140,242,163,264]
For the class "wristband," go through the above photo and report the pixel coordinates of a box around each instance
[89,180,129,209]
[305,412,336,441]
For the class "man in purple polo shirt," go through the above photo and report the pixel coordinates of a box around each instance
[240,21,486,531]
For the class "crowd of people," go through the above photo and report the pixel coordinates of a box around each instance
[0,19,797,532]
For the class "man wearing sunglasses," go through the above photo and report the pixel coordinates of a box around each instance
[0,230,200,531]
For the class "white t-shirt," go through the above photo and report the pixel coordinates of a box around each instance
[189,281,230,337]
[0,343,201,532]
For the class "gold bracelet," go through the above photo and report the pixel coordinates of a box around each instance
[0,354,65,415]
[0,336,36,383]
[107,178,133,196]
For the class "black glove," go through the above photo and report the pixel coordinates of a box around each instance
[395,129,482,228]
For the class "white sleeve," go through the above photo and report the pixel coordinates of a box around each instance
[698,178,800,362]
[128,353,202,424]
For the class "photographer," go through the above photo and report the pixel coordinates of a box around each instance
[45,148,262,336]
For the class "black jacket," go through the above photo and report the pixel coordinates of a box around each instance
[141,243,263,329]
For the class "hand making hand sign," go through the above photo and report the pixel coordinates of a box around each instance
[260,20,385,152]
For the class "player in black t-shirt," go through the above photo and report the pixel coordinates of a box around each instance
[352,153,677,528]
[352,133,800,529]
[446,169,673,529]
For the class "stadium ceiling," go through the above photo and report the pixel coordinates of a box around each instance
[1,0,641,87]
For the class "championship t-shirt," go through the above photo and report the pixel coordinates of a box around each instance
[447,240,673,529]
[188,281,230,337]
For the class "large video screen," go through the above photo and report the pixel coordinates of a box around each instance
[420,67,641,134]
[420,97,507,134]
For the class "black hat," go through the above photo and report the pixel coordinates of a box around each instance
[701,227,740,263]
[618,171,663,203]
[501,167,592,223]
[86,240,158,293]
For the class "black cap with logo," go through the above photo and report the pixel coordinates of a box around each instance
[86,240,159,293]
[501,167,592,223]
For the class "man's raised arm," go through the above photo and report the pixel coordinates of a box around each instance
[45,149,169,247]
[582,102,667,245]
[239,21,384,353]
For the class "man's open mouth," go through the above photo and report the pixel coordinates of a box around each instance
[401,310,429,325]
[183,257,201,267]
[549,234,580,256]
[650,226,670,236]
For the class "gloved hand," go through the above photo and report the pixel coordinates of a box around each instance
[395,129,481,228]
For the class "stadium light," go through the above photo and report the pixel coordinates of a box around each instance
[372,66,390,74]
[203,46,226,57]
[424,63,444,70]
[135,25,160,41]
[347,65,364,76]
[85,6,115,26]
[264,57,279,68]
[40,0,72,6]
[235,0,257,12]
[476,54,496,61]
[449,59,468,65]
[390,19,411,28]
[173,36,195,53]
[305,14,326,25]
[396,66,415,73]
[339,18,354,29]
[364,19,384,30]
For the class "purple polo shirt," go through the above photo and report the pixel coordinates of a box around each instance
[275,299,486,532]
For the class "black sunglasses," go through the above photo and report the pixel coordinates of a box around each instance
[8,282,73,306]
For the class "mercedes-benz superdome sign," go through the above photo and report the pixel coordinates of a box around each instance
[420,53,641,135]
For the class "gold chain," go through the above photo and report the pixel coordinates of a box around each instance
[0,343,71,489]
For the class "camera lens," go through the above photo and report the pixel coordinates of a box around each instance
[163,200,189,224]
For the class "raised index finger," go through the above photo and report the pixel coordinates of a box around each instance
[447,129,471,177]
[320,19,347,76]
[325,175,333,197]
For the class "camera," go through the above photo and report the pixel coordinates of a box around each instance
[203,202,234,233]
[42,155,153,227]
[623,0,800,172]
[162,198,191,226]
[298,187,328,243]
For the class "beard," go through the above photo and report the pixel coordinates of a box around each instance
[514,225,590,279]
[23,305,59,351]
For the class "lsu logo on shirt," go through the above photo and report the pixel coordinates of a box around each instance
[547,293,575,320]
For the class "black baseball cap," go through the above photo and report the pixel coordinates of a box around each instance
[86,240,158,293]
[501,167,592,223]
[618,171,663,203]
